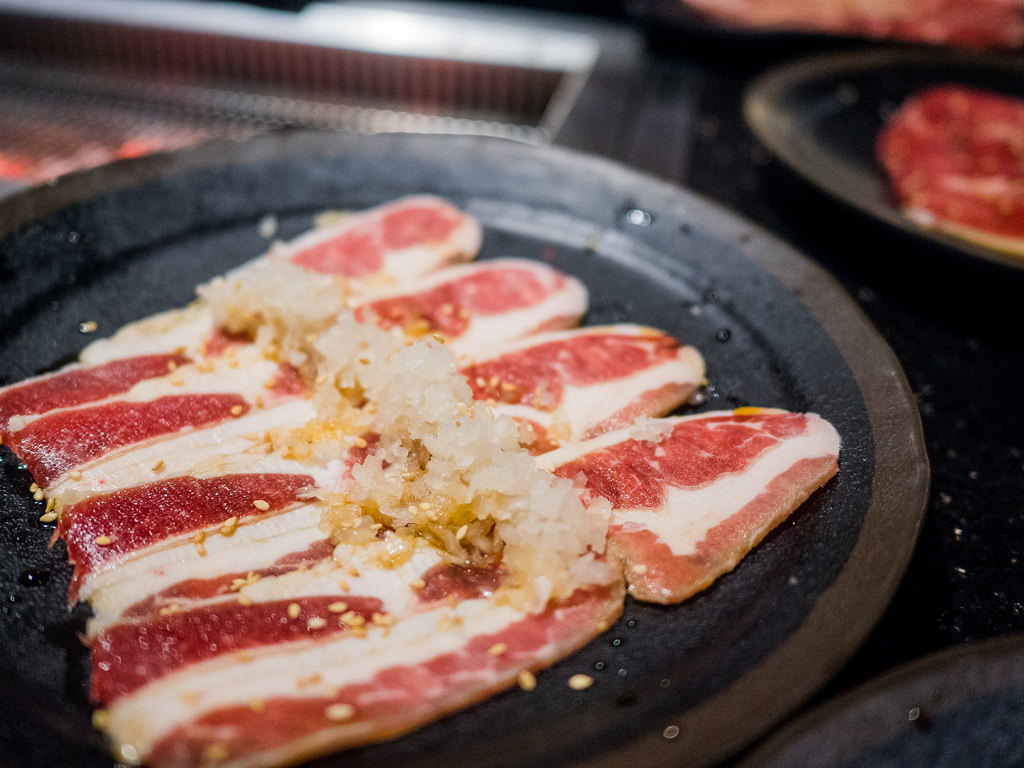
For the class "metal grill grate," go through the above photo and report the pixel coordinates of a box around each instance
[0,1,598,189]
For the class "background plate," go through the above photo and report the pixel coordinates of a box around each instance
[0,132,927,768]
[738,634,1024,768]
[743,48,1024,273]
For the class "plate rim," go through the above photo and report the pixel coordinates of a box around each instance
[742,46,1024,274]
[736,633,1024,767]
[0,130,929,767]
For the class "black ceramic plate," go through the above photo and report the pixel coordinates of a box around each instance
[744,48,1024,273]
[0,132,928,768]
[738,634,1024,768]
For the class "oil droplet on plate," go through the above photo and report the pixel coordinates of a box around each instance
[836,82,859,106]
[623,208,653,227]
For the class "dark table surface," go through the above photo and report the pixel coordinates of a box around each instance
[552,13,1024,762]
[1,2,1022,764]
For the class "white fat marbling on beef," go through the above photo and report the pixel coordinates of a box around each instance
[355,259,588,358]
[9,352,288,435]
[462,325,704,447]
[239,541,443,611]
[104,589,573,763]
[609,416,840,556]
[541,410,840,603]
[84,504,326,624]
[47,399,320,498]
[80,306,217,365]
[276,195,481,288]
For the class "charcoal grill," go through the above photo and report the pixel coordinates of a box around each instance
[0,0,600,193]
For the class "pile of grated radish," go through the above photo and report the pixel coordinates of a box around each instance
[199,259,615,607]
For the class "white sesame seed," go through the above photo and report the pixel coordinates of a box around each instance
[568,674,594,691]
[324,703,356,722]
[202,743,229,762]
[518,670,537,691]
[340,610,365,626]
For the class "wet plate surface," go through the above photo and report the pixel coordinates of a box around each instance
[744,48,1024,273]
[0,132,927,768]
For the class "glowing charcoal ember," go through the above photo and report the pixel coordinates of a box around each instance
[354,259,588,355]
[0,353,191,434]
[541,409,840,603]
[58,473,313,584]
[460,325,705,450]
[285,195,482,279]
[106,582,623,768]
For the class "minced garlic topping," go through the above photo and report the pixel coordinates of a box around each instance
[199,262,614,606]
